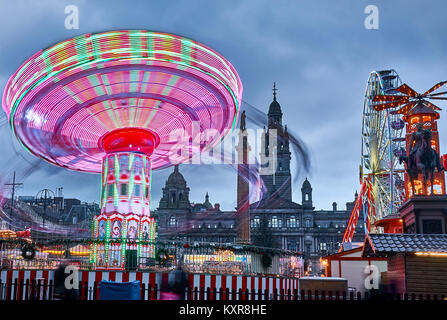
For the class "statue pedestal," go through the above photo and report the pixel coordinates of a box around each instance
[398,195,447,234]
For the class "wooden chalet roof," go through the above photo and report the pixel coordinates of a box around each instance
[362,233,447,258]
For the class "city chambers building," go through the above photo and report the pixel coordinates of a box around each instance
[155,88,364,271]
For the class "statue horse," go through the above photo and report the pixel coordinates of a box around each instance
[399,155,418,195]
[399,128,444,196]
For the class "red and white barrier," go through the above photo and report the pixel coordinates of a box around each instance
[0,270,298,300]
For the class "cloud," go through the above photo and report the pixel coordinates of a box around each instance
[0,1,446,212]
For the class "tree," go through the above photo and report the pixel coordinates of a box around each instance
[252,215,277,269]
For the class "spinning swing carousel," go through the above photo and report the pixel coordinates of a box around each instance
[2,30,243,270]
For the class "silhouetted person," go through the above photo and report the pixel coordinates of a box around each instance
[160,263,189,300]
[53,264,79,300]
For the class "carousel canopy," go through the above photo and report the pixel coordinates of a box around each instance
[2,30,243,173]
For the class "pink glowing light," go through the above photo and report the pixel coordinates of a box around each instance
[2,30,243,172]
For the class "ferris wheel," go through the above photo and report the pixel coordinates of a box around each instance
[360,70,406,226]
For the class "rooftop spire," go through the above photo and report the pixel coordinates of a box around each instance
[174,165,179,173]
[268,82,282,124]
[204,192,212,209]
[240,110,246,131]
[273,82,278,101]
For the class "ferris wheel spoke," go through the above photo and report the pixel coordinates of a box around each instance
[377,179,391,197]
[377,140,390,168]
[376,182,391,212]
[376,115,388,160]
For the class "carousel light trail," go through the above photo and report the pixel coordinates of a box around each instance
[2,30,243,270]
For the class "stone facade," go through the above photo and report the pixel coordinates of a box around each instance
[155,86,365,273]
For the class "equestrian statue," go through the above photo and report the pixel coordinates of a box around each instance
[399,123,444,196]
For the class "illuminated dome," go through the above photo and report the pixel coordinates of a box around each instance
[2,30,243,173]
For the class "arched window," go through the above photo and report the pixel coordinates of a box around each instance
[271,216,278,228]
[252,216,260,228]
[168,216,176,228]
[305,219,311,228]
[288,216,296,228]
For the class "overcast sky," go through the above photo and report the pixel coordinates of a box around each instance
[0,0,446,212]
